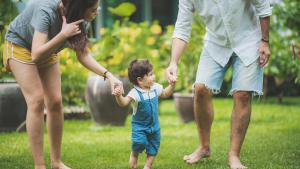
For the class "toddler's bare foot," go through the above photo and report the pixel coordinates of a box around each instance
[51,162,71,169]
[35,165,46,169]
[143,165,151,169]
[228,155,247,169]
[129,152,138,168]
[183,147,211,164]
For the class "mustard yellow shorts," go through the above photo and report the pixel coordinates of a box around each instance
[3,41,59,71]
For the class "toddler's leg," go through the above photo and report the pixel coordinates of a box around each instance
[129,151,139,169]
[144,155,155,169]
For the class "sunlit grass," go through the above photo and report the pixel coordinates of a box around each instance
[0,97,299,169]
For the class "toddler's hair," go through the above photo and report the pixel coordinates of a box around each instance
[128,59,153,85]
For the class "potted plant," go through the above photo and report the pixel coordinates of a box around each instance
[0,1,27,132]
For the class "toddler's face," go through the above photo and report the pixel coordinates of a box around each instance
[139,71,155,88]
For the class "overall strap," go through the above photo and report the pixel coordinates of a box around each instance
[153,89,158,98]
[134,87,145,101]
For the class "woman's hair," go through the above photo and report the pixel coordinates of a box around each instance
[128,59,153,85]
[61,0,98,54]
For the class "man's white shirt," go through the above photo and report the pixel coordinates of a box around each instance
[173,0,272,67]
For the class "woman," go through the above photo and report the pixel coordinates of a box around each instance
[3,0,121,168]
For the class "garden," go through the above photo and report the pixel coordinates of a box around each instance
[0,0,299,169]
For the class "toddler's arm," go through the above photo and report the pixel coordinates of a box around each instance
[114,86,133,107]
[160,82,176,98]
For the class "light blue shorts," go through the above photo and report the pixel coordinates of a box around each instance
[195,49,263,96]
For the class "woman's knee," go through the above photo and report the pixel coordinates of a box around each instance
[27,94,45,113]
[46,95,63,113]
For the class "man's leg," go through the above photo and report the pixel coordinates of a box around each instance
[38,63,70,169]
[184,84,213,164]
[229,91,251,169]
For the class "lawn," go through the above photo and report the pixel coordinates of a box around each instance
[0,98,299,169]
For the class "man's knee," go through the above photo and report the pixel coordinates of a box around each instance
[194,84,211,97]
[233,91,251,105]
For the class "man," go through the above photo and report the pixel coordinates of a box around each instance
[166,0,272,168]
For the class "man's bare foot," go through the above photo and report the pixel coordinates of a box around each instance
[183,147,211,164]
[228,155,247,169]
[51,162,71,169]
[129,152,138,168]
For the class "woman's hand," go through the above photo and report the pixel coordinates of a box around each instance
[106,73,124,95]
[60,16,84,38]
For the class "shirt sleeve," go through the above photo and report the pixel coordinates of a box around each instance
[30,6,51,33]
[172,0,195,43]
[127,88,138,102]
[127,88,139,115]
[153,83,164,96]
[252,0,272,18]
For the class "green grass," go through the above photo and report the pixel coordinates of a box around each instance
[0,97,300,169]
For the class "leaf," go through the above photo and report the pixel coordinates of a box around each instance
[108,2,136,17]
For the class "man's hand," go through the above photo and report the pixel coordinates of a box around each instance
[166,62,178,84]
[259,41,271,67]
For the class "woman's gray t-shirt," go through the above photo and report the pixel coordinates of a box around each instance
[5,0,64,53]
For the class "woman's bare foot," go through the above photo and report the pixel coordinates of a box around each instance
[183,147,211,164]
[228,155,247,169]
[51,162,71,169]
[129,152,138,168]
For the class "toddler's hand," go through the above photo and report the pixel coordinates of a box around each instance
[113,85,123,96]
[169,80,176,86]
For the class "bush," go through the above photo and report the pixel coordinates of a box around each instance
[91,19,170,85]
[59,49,89,106]
[0,0,18,80]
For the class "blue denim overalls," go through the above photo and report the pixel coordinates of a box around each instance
[131,87,160,156]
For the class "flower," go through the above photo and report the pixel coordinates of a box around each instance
[150,24,162,35]
[146,37,156,45]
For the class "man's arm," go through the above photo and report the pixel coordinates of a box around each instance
[252,0,272,67]
[259,16,271,67]
[166,38,187,83]
[166,0,194,83]
[260,17,270,42]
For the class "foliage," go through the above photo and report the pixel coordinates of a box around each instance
[92,2,170,86]
[266,1,300,82]
[59,49,89,106]
[108,2,136,17]
[0,0,18,80]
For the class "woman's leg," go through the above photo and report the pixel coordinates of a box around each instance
[38,63,70,169]
[9,60,46,169]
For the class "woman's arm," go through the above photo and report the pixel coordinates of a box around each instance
[77,50,123,93]
[31,16,83,63]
